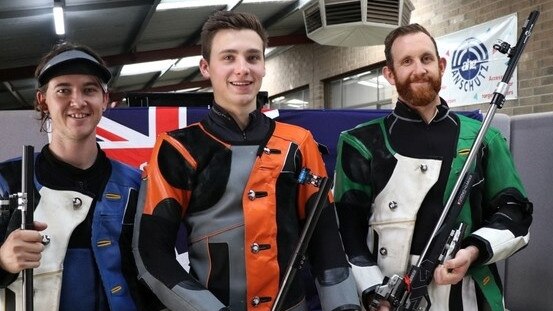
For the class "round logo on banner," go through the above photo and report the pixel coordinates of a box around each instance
[451,37,489,92]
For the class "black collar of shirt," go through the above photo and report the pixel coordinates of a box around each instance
[392,97,451,124]
[203,102,273,144]
[37,144,111,198]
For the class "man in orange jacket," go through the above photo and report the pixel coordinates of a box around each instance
[133,10,360,311]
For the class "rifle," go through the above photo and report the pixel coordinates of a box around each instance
[271,168,331,311]
[369,10,540,311]
[4,146,35,311]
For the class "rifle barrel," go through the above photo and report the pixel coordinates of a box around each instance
[21,145,34,311]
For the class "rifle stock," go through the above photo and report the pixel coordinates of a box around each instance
[271,168,330,311]
[18,146,35,311]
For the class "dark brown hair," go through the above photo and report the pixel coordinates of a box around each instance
[384,23,439,69]
[200,10,268,61]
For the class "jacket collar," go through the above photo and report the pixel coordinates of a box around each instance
[205,102,271,143]
[392,97,451,123]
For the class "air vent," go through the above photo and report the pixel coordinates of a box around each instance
[401,0,413,25]
[302,0,415,47]
[304,3,322,33]
[325,0,362,26]
[367,0,400,25]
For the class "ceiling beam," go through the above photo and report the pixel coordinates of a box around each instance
[267,33,312,46]
[142,71,162,90]
[0,7,50,19]
[110,79,212,101]
[125,0,162,53]
[0,0,154,19]
[2,81,29,108]
[64,0,154,12]
[109,0,161,86]
[263,0,303,29]
[104,45,202,66]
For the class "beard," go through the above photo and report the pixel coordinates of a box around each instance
[394,73,442,107]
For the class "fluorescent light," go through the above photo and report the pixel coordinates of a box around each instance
[357,80,382,88]
[157,0,206,10]
[156,0,290,11]
[172,56,203,71]
[286,99,308,105]
[265,47,276,56]
[53,5,65,35]
[285,103,305,108]
[156,0,234,11]
[120,59,177,76]
[174,87,202,93]
[357,75,391,88]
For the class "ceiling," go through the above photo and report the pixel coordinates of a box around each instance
[0,0,315,110]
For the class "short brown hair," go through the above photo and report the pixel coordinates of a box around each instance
[384,23,439,69]
[200,10,268,61]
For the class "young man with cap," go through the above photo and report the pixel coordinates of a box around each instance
[0,42,163,311]
[133,10,360,311]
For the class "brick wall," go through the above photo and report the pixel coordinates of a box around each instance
[262,0,553,115]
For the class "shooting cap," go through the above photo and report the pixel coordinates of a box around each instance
[37,49,111,87]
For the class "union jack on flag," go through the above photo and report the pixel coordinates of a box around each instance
[97,106,207,168]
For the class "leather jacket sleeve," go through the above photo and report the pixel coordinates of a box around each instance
[133,133,226,311]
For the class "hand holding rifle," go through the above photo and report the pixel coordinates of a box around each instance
[434,245,478,285]
[0,222,47,273]
[0,146,47,311]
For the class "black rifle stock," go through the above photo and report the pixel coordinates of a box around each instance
[370,10,540,311]
[3,146,36,311]
[20,146,35,311]
[271,168,331,311]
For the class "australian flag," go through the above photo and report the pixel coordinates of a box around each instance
[97,107,208,168]
[96,106,481,176]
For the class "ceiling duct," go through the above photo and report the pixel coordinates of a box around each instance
[303,0,415,47]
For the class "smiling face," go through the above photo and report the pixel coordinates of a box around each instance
[199,28,265,112]
[383,32,446,108]
[37,74,108,144]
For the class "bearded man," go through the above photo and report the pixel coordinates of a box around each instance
[333,23,532,311]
